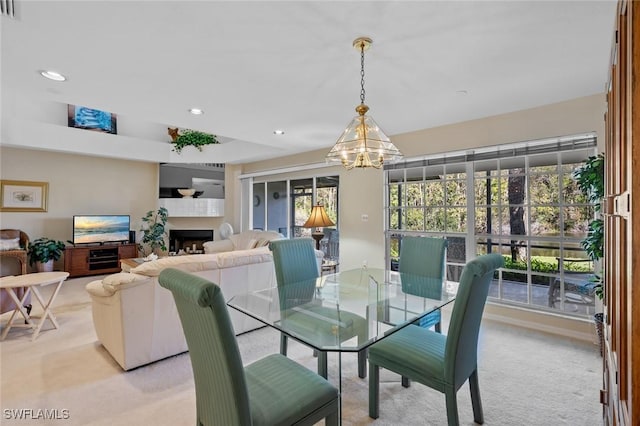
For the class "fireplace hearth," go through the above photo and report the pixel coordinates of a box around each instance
[169,229,214,254]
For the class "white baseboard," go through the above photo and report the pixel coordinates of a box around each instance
[482,302,599,343]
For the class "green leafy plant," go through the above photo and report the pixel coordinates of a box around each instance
[27,237,66,266]
[573,153,605,299]
[574,154,605,209]
[171,129,219,153]
[139,207,168,256]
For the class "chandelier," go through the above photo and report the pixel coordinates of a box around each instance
[326,37,403,170]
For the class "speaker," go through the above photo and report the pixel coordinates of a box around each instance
[129,230,136,243]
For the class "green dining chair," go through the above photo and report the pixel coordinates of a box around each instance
[368,253,505,426]
[158,268,339,426]
[398,236,448,333]
[269,238,369,379]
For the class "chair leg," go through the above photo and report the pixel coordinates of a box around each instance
[280,334,288,356]
[469,369,484,424]
[317,351,328,379]
[401,376,410,388]
[326,408,339,426]
[358,349,367,379]
[368,362,380,419]
[444,387,460,426]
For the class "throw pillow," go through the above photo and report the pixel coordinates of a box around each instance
[253,238,271,248]
[0,238,21,251]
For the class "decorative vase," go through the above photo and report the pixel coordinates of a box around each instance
[36,260,54,272]
[178,188,196,198]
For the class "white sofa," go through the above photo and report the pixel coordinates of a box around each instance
[203,229,283,254]
[86,245,323,371]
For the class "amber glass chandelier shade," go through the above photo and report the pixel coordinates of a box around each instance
[303,203,335,228]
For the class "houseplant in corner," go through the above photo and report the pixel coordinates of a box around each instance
[27,237,66,272]
[573,153,605,354]
[168,127,219,153]
[139,207,169,256]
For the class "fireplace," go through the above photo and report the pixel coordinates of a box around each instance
[169,229,214,254]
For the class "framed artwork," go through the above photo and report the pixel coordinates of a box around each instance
[0,180,49,212]
[68,104,117,134]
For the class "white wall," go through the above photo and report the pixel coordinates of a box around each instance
[0,147,228,273]
[239,94,606,271]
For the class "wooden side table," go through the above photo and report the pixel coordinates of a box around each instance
[120,258,145,272]
[0,271,69,341]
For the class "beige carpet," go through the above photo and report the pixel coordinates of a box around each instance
[0,275,602,425]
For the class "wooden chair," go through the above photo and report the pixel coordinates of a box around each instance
[0,229,30,315]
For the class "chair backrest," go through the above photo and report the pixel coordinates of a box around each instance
[398,236,447,279]
[158,268,251,426]
[269,238,319,309]
[444,253,505,389]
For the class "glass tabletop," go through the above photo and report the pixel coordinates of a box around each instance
[227,268,457,353]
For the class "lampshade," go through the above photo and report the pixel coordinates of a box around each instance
[303,203,335,228]
[326,36,403,170]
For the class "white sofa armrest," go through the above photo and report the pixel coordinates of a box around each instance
[203,239,234,254]
[86,272,151,297]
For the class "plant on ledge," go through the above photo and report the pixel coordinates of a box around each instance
[139,207,168,256]
[168,127,219,153]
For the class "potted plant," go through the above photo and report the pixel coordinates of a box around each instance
[573,153,605,353]
[27,237,66,272]
[139,207,169,256]
[168,127,219,153]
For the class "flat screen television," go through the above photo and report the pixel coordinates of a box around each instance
[73,215,130,245]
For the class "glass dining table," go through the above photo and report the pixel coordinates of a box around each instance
[227,267,458,423]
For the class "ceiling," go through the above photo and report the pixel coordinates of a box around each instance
[1,1,617,165]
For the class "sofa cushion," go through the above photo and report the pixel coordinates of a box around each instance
[230,234,255,250]
[130,254,221,277]
[215,246,274,268]
[202,239,234,254]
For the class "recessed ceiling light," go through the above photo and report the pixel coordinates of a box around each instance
[189,108,204,115]
[273,130,285,135]
[39,70,67,82]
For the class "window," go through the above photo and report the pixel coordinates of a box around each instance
[385,134,598,317]
[247,175,339,259]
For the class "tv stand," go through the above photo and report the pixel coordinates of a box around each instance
[64,243,137,277]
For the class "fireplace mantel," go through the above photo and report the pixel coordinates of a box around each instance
[158,198,224,217]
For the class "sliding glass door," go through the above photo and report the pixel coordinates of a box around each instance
[248,175,339,258]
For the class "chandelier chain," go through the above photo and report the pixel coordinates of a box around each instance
[360,43,366,105]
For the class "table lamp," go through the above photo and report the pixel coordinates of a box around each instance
[303,203,335,250]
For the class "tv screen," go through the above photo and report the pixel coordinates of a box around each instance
[73,215,130,245]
